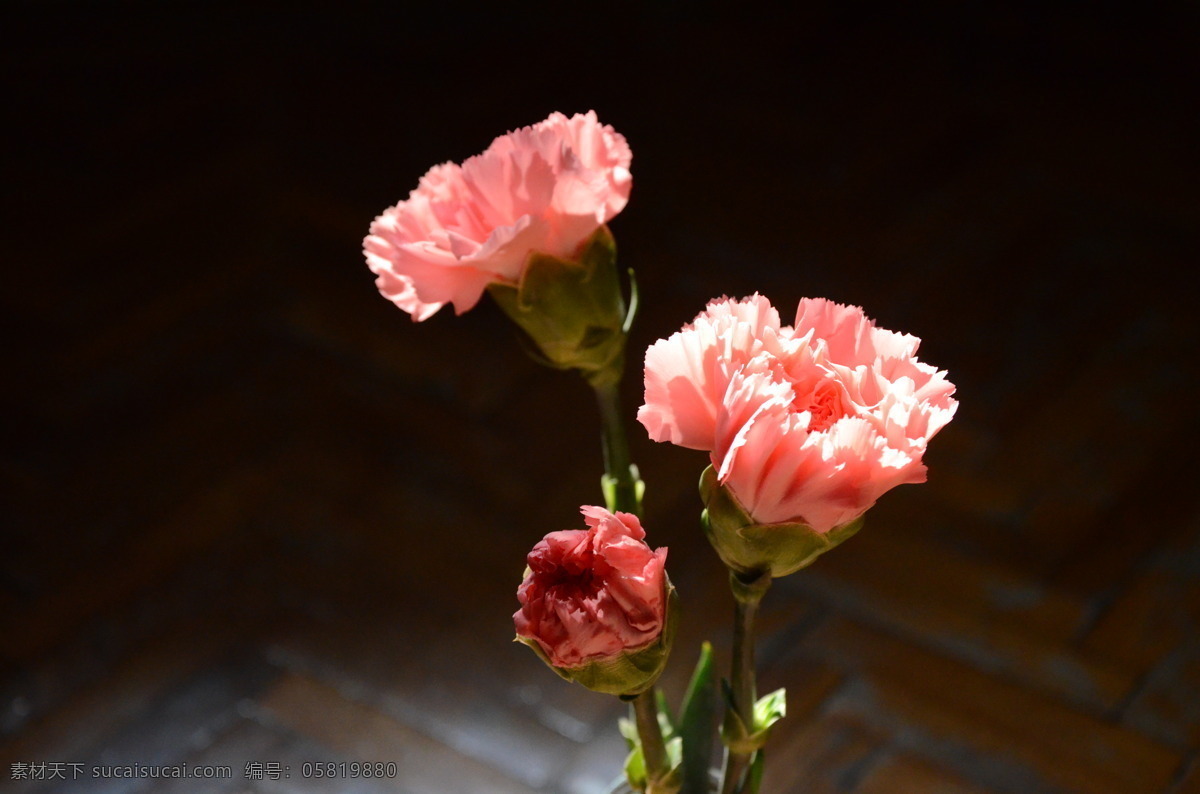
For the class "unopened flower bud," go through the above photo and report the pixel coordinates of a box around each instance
[514,506,677,696]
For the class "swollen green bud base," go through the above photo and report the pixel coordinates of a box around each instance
[699,466,864,578]
[518,581,680,697]
[489,226,633,386]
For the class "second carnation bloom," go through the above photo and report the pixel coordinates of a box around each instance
[639,295,957,574]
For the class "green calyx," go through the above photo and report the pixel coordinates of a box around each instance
[699,466,864,579]
[488,225,636,387]
[517,579,679,697]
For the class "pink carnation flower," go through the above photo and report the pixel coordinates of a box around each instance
[364,111,632,321]
[514,506,668,669]
[639,295,958,533]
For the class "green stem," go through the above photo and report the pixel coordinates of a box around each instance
[721,571,770,794]
[593,343,659,787]
[594,379,641,516]
[633,690,668,788]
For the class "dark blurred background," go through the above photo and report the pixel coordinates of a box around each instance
[3,3,1198,793]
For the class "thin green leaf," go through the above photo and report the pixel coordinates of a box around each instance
[678,643,717,794]
[632,464,645,507]
[656,688,677,738]
[622,267,640,333]
[602,474,619,514]
[721,678,736,711]
[746,749,765,794]
[619,714,639,749]
[664,736,683,774]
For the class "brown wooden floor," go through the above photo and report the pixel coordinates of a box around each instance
[3,5,1198,793]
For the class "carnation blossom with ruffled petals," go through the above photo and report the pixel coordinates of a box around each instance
[364,111,632,321]
[640,295,957,535]
[638,294,788,452]
[515,506,668,669]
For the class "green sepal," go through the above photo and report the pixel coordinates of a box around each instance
[677,642,716,794]
[487,225,631,387]
[700,466,864,578]
[720,683,787,754]
[753,689,786,734]
[517,578,679,696]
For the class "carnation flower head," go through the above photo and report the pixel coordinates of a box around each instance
[364,111,632,321]
[514,507,675,694]
[515,506,668,668]
[640,295,957,537]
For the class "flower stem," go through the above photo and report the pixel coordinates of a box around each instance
[721,570,771,794]
[633,690,668,787]
[595,365,662,789]
[594,379,642,516]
